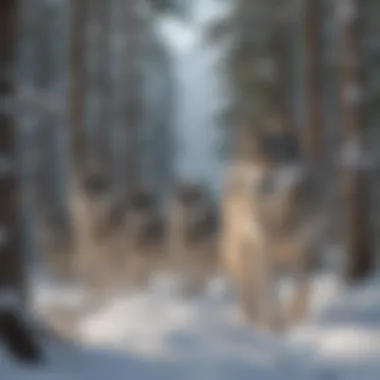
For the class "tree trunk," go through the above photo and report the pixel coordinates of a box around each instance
[121,0,142,193]
[301,0,324,163]
[0,0,41,362]
[0,0,25,301]
[301,0,325,242]
[69,0,89,175]
[88,0,111,177]
[35,1,56,215]
[34,1,72,272]
[339,0,373,282]
[68,0,95,278]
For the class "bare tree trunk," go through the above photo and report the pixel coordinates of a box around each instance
[339,0,373,282]
[34,1,56,214]
[121,0,142,193]
[0,0,41,362]
[88,0,111,176]
[0,0,25,301]
[301,0,325,227]
[270,1,295,137]
[69,0,89,175]
[68,0,94,278]
[301,0,324,163]
[33,1,72,273]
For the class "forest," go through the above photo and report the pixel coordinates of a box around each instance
[0,0,379,379]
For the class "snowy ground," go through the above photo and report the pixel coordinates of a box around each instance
[1,272,380,379]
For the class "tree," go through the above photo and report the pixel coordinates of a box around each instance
[34,0,72,275]
[0,0,25,307]
[301,0,324,164]
[35,0,55,212]
[338,0,374,282]
[68,0,100,279]
[68,0,89,177]
[0,0,41,362]
[87,0,111,177]
[121,0,143,193]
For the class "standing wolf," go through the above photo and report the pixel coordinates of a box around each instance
[221,132,321,330]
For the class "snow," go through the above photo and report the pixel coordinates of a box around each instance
[2,272,380,379]
[156,16,199,52]
[288,277,380,380]
[0,337,132,380]
[189,0,233,29]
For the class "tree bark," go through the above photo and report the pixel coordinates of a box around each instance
[121,0,142,193]
[35,1,55,214]
[69,0,89,174]
[301,0,324,163]
[0,0,25,306]
[68,0,93,278]
[339,0,373,282]
[0,0,41,362]
[34,1,72,267]
[88,0,111,178]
